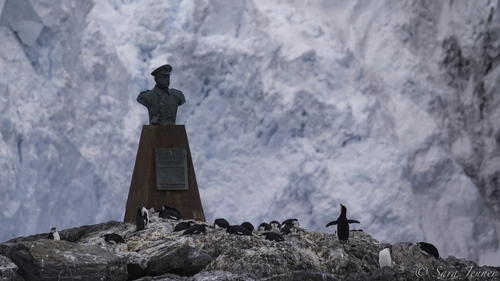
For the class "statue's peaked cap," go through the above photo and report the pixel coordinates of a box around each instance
[151,64,172,76]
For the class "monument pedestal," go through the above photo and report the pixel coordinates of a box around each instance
[124,125,205,222]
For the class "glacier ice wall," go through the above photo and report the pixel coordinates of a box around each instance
[0,0,499,266]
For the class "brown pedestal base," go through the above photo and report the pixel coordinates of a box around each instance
[124,125,205,222]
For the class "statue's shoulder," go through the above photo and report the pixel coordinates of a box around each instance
[170,88,186,105]
[138,89,152,95]
[137,89,153,105]
[169,88,183,95]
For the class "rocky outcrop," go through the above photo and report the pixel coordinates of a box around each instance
[0,255,22,281]
[0,239,127,281]
[0,214,498,281]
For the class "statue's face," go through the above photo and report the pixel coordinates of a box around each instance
[155,74,170,89]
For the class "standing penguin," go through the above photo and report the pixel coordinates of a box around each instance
[47,227,60,241]
[326,204,360,243]
[136,207,149,231]
[378,248,393,268]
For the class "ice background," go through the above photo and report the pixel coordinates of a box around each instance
[1,0,500,266]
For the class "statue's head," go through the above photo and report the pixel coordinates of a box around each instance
[152,64,172,90]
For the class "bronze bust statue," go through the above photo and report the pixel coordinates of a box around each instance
[137,64,186,125]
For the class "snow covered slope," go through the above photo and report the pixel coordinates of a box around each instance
[0,0,499,266]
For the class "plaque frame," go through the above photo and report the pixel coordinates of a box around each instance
[155,147,188,191]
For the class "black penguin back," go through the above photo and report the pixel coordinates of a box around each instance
[174,221,195,232]
[104,233,125,244]
[227,225,253,236]
[214,218,230,229]
[159,205,183,220]
[263,232,285,242]
[182,224,207,235]
[241,222,254,232]
[417,242,440,258]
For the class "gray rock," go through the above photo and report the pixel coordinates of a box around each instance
[0,255,22,281]
[145,243,211,277]
[6,239,127,281]
[135,273,186,281]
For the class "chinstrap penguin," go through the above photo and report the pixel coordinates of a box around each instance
[47,227,60,241]
[182,224,207,235]
[103,233,125,244]
[378,248,393,268]
[136,207,150,231]
[158,205,183,220]
[280,224,298,235]
[417,242,439,258]
[240,222,254,232]
[262,232,285,242]
[282,218,299,228]
[269,220,281,232]
[226,225,253,236]
[258,222,272,232]
[214,218,230,229]
[174,221,195,232]
[326,204,360,243]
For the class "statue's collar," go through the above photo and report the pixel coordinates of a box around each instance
[153,85,170,95]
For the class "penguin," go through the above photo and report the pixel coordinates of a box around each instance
[378,248,393,268]
[103,233,125,244]
[262,232,285,242]
[136,207,149,231]
[173,221,195,232]
[280,224,298,235]
[269,220,281,232]
[162,205,181,215]
[158,205,183,220]
[240,222,254,232]
[282,218,299,228]
[417,242,439,258]
[226,225,253,236]
[326,204,360,243]
[182,224,206,235]
[214,218,230,229]
[47,227,60,241]
[258,222,272,232]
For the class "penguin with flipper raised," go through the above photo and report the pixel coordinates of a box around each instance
[326,204,360,243]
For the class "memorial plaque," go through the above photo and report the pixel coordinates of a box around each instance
[155,148,188,190]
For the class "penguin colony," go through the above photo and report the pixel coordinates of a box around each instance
[45,202,440,269]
